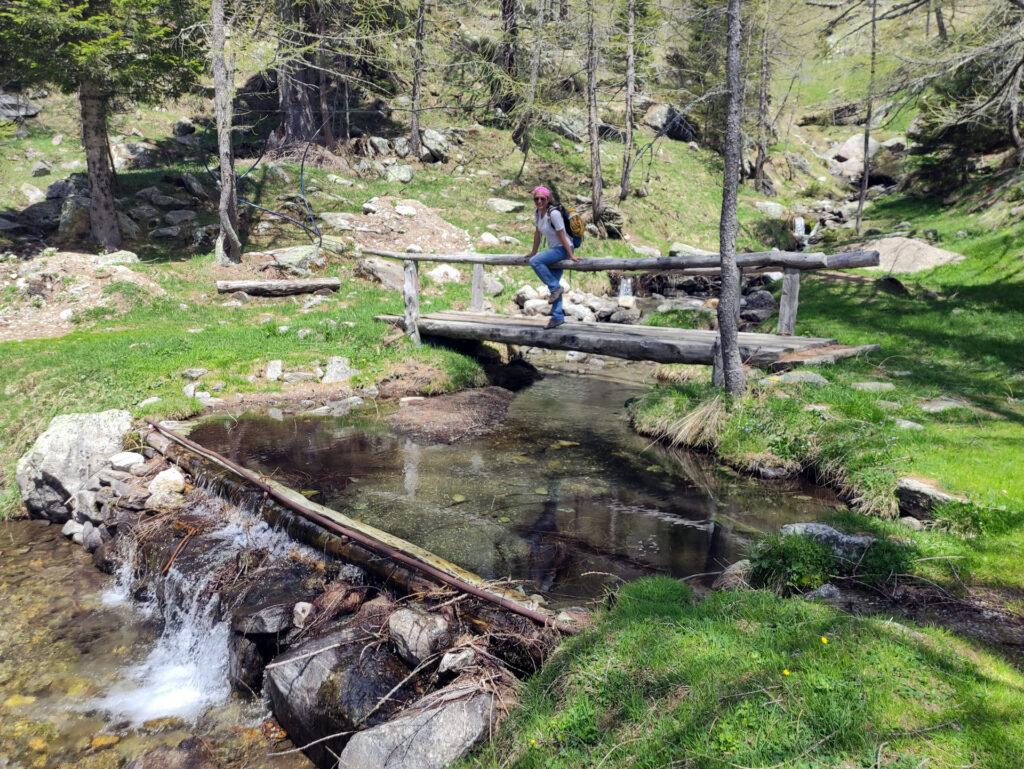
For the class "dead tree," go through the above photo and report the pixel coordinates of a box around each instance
[619,0,637,201]
[586,0,604,220]
[855,0,878,236]
[212,0,241,265]
[410,0,428,155]
[753,0,774,196]
[715,0,747,395]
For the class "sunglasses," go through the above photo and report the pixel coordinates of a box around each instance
[533,197,547,202]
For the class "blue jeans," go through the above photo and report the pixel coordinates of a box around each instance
[530,246,567,322]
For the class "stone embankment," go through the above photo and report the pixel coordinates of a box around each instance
[16,410,581,769]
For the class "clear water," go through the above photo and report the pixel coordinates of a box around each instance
[190,374,837,605]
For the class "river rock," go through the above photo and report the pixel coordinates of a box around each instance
[356,257,405,291]
[388,608,450,667]
[293,601,314,628]
[712,559,752,590]
[16,410,134,522]
[125,737,218,769]
[62,519,85,539]
[266,628,417,767]
[438,648,476,676]
[780,522,874,561]
[228,634,266,696]
[336,681,506,769]
[148,467,186,495]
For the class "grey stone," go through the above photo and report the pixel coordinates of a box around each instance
[393,137,411,158]
[712,559,752,590]
[292,601,314,628]
[851,381,895,393]
[150,225,184,240]
[57,196,91,242]
[388,608,450,667]
[779,371,828,386]
[894,419,923,431]
[148,467,186,495]
[356,257,405,291]
[919,396,969,413]
[145,490,185,511]
[150,193,190,208]
[125,738,217,769]
[899,516,925,531]
[83,522,104,553]
[896,477,966,519]
[482,273,503,296]
[20,183,47,205]
[130,205,161,227]
[754,201,786,218]
[109,451,145,472]
[96,250,140,266]
[803,583,843,604]
[322,357,360,384]
[46,179,78,201]
[266,629,416,767]
[438,648,476,676]
[336,682,503,769]
[0,94,40,120]
[780,522,875,560]
[744,289,777,311]
[386,164,414,184]
[265,360,283,381]
[16,410,133,522]
[117,211,142,241]
[231,601,295,635]
[609,307,642,324]
[420,128,451,162]
[180,172,208,199]
[877,400,900,411]
[173,118,196,136]
[164,209,197,227]
[31,161,52,178]
[641,103,698,142]
[486,197,525,214]
[181,368,208,380]
[62,519,85,539]
[320,212,354,231]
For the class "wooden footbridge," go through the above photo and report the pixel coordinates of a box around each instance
[367,246,880,370]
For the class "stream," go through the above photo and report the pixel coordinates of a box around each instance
[0,373,838,767]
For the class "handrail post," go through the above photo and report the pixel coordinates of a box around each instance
[776,267,801,335]
[470,263,485,311]
[403,259,421,344]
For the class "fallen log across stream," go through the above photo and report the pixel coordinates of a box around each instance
[143,419,580,635]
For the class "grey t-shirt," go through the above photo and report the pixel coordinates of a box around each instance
[536,208,566,249]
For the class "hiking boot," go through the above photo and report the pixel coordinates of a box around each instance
[544,317,565,330]
[547,287,564,305]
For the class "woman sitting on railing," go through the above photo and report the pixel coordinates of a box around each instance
[526,186,580,330]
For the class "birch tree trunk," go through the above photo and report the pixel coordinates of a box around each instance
[586,0,604,221]
[78,80,121,251]
[410,0,427,155]
[855,0,878,236]
[618,0,636,202]
[212,0,241,265]
[715,0,746,395]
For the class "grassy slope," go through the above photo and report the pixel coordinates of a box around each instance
[461,579,1024,769]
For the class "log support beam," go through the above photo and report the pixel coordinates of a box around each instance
[776,267,801,335]
[403,259,421,345]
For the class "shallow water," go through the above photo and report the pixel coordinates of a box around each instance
[191,374,839,605]
[0,516,308,769]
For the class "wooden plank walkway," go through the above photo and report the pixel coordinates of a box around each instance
[379,311,877,369]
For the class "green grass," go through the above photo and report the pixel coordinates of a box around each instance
[461,578,1024,769]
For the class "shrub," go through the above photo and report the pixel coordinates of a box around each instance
[850,539,915,586]
[748,534,835,595]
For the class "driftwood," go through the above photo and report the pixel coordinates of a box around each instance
[215,278,341,296]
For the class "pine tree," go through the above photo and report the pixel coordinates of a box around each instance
[0,0,205,250]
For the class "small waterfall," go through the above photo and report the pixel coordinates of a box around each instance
[92,500,311,726]
[618,276,634,298]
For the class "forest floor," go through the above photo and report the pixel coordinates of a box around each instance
[3,91,1024,767]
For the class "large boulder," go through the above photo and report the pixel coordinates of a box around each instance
[265,628,418,767]
[355,257,405,291]
[56,196,91,242]
[336,680,508,769]
[642,103,698,142]
[16,410,134,522]
[420,129,451,163]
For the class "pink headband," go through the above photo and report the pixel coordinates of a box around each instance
[532,186,551,200]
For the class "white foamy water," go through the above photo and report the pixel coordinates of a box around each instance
[93,503,309,726]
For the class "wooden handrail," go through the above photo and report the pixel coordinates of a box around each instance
[362,247,879,273]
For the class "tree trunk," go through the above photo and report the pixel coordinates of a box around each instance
[499,0,520,113]
[410,0,427,155]
[619,0,636,202]
[753,3,773,196]
[514,0,544,178]
[276,0,318,145]
[560,0,568,22]
[934,5,948,41]
[715,0,746,395]
[1009,57,1024,165]
[212,0,241,265]
[586,0,604,221]
[78,80,120,251]
[317,7,334,147]
[855,0,878,236]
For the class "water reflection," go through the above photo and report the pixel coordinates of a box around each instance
[191,375,837,605]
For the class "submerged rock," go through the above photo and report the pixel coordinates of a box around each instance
[125,737,217,769]
[17,410,133,522]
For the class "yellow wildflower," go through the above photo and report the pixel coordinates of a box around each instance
[821,636,829,645]
[783,668,791,677]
